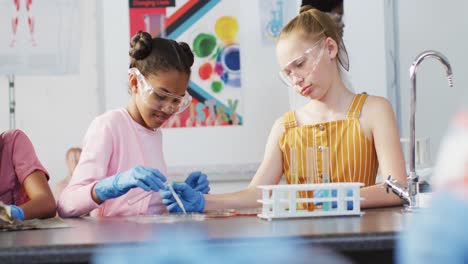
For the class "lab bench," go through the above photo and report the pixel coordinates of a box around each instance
[0,207,404,264]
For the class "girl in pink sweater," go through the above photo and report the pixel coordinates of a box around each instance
[57,31,209,217]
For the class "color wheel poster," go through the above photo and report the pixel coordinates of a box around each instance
[129,0,243,128]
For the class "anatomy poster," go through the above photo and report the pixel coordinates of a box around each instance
[129,0,243,128]
[0,0,80,75]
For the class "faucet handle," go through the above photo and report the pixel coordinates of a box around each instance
[383,175,411,204]
[385,175,396,193]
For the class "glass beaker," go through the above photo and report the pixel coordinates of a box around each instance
[400,137,432,169]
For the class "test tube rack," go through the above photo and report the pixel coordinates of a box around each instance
[257,182,364,220]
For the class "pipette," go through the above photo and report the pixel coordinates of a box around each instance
[127,181,187,214]
[167,182,187,214]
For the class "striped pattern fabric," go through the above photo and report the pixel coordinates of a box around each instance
[280,93,378,189]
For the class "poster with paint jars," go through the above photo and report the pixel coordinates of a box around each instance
[129,0,242,128]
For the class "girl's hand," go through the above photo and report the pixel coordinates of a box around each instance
[185,171,210,194]
[94,166,167,202]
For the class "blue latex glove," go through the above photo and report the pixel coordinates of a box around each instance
[10,205,25,221]
[94,165,167,201]
[185,171,210,194]
[160,182,205,213]
[314,189,354,210]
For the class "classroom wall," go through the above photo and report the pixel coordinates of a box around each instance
[398,0,468,165]
[97,0,131,113]
[344,0,389,98]
[100,0,394,180]
[0,0,99,190]
[0,0,396,191]
[4,0,462,192]
[99,0,294,177]
[162,1,292,170]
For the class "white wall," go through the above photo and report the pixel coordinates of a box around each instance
[398,0,468,164]
[0,0,99,189]
[97,0,130,112]
[344,0,389,97]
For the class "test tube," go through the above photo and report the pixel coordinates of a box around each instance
[320,146,331,211]
[290,148,298,185]
[306,147,316,184]
[321,146,330,182]
[305,147,316,211]
[289,147,299,210]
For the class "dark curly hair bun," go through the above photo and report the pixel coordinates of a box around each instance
[177,41,194,68]
[129,31,153,60]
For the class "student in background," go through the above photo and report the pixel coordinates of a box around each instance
[398,109,468,264]
[161,6,407,213]
[57,31,209,217]
[54,147,81,200]
[0,129,56,220]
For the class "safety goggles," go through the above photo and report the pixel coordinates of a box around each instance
[129,68,192,114]
[278,40,325,88]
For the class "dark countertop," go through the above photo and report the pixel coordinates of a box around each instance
[0,207,404,264]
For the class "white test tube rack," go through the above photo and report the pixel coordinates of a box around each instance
[257,182,364,220]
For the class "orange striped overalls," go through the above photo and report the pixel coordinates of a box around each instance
[279,93,379,208]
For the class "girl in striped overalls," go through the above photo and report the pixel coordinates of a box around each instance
[161,6,407,212]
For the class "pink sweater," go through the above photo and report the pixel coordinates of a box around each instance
[57,109,167,217]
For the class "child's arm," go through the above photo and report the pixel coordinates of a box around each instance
[360,96,407,208]
[20,170,56,219]
[203,118,286,210]
[57,118,113,217]
[7,129,56,219]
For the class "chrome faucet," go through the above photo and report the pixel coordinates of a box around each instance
[384,50,453,209]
